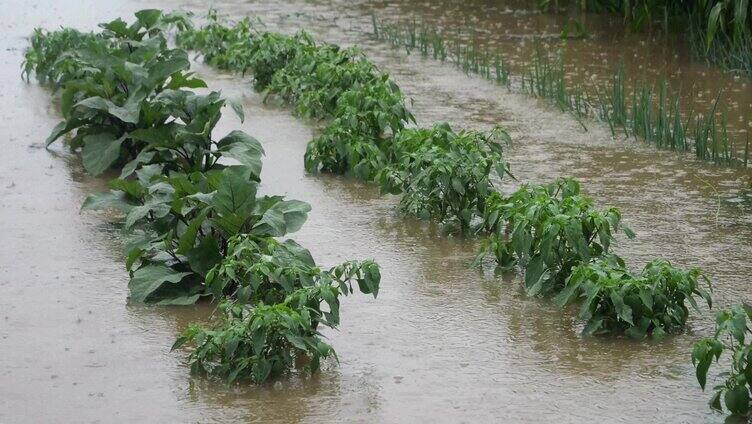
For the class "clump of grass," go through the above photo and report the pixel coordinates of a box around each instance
[540,0,752,76]
[372,16,510,89]
[371,16,747,168]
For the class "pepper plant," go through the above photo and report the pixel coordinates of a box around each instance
[693,304,752,416]
[556,254,712,338]
[475,178,634,295]
[378,123,512,231]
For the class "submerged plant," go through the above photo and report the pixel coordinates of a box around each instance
[693,304,752,416]
[174,235,381,383]
[475,178,634,295]
[26,9,382,384]
[557,254,712,338]
[205,234,380,307]
[379,123,512,231]
[175,299,335,383]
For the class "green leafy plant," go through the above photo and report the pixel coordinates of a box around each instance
[693,304,752,416]
[475,178,634,295]
[378,123,512,231]
[25,10,205,176]
[205,234,380,307]
[174,299,335,384]
[174,234,381,383]
[80,89,271,304]
[557,254,712,338]
[26,10,382,385]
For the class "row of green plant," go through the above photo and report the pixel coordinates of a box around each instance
[178,12,712,343]
[23,9,381,384]
[538,0,752,76]
[27,11,744,415]
[475,178,712,338]
[177,12,513,232]
[375,15,752,415]
[371,17,751,167]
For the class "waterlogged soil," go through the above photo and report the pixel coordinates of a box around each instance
[2,0,752,423]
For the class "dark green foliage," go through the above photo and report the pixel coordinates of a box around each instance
[205,235,380,307]
[475,178,633,295]
[25,9,381,384]
[693,304,752,416]
[24,10,206,176]
[174,299,335,384]
[379,123,512,230]
[557,254,712,338]
[179,14,518,232]
[180,12,712,342]
[174,235,381,383]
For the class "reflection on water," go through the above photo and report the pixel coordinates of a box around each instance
[3,0,752,422]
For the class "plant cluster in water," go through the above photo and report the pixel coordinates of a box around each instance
[23,9,381,384]
[26,9,747,416]
[178,11,712,342]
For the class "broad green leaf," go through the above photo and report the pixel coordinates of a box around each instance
[564,219,590,260]
[128,264,191,303]
[81,190,135,213]
[554,279,581,307]
[120,150,156,179]
[45,121,71,147]
[135,9,163,29]
[82,133,125,176]
[725,385,750,415]
[109,178,145,198]
[212,166,257,218]
[177,208,210,254]
[362,262,381,298]
[185,235,222,276]
[167,72,207,90]
[609,290,633,325]
[124,199,171,229]
[252,200,311,237]
[75,96,141,124]
[218,131,264,179]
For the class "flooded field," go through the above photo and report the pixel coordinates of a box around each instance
[2,0,752,423]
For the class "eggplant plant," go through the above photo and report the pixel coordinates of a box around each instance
[693,304,752,417]
[556,254,712,338]
[26,10,382,384]
[25,11,205,176]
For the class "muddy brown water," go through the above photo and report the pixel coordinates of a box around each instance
[2,0,752,423]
